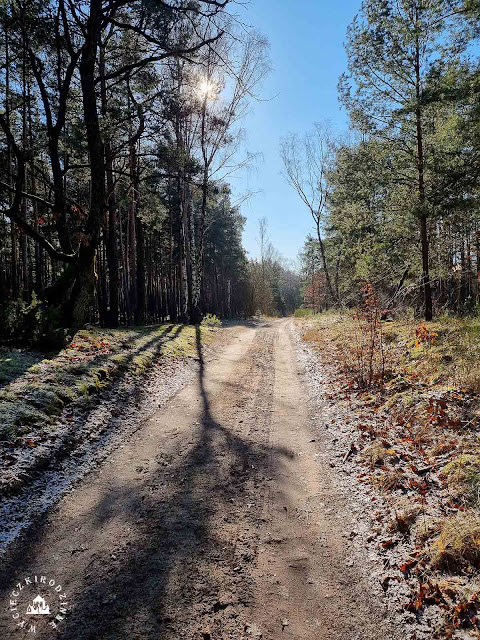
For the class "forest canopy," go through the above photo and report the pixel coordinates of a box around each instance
[0,0,274,343]
[292,0,480,320]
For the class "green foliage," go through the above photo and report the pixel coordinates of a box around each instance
[201,313,222,327]
[202,190,251,318]
[294,308,313,318]
[0,293,67,348]
[0,2,262,332]
[248,220,302,317]
[300,1,480,317]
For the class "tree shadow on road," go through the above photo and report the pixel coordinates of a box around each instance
[0,323,292,640]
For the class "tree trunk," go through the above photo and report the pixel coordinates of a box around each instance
[28,78,43,297]
[315,218,335,309]
[5,25,18,300]
[192,95,209,325]
[99,44,119,327]
[415,28,433,322]
[135,212,146,325]
[178,191,189,323]
[72,0,106,330]
[20,39,29,297]
[106,147,119,326]
[128,142,137,321]
[334,238,342,303]
[167,187,177,322]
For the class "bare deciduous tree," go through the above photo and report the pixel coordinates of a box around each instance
[280,123,337,307]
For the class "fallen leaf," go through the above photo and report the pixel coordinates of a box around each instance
[381,539,395,549]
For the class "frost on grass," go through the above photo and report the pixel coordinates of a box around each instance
[430,513,480,572]
[0,324,215,443]
[296,311,480,638]
[0,350,45,386]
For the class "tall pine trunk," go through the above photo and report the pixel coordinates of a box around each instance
[100,44,119,327]
[415,29,433,322]
[5,24,18,299]
[135,189,146,324]
[128,141,137,322]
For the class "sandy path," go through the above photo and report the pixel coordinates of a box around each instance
[0,319,396,639]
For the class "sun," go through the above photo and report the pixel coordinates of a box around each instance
[198,78,217,100]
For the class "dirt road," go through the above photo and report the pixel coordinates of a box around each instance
[0,319,397,639]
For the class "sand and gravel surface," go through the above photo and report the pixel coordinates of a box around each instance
[0,318,399,639]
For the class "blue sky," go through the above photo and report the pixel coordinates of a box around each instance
[232,0,361,264]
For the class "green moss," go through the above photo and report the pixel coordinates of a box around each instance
[0,400,45,439]
[64,363,90,375]
[161,325,214,358]
[25,387,64,412]
[89,367,111,388]
[75,381,90,397]
[0,322,218,444]
[28,363,42,374]
[132,351,156,374]
[52,385,76,404]
[0,351,45,385]
[111,354,128,369]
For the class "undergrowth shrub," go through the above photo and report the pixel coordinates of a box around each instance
[294,308,313,318]
[0,293,66,347]
[415,323,438,347]
[201,313,221,327]
[340,283,388,387]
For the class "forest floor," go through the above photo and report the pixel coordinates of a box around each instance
[0,317,401,640]
[298,311,480,640]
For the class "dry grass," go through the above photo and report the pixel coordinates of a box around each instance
[415,517,441,544]
[430,513,480,572]
[298,311,480,393]
[372,467,407,492]
[440,454,480,507]
[360,440,396,469]
[383,315,480,392]
[388,497,423,534]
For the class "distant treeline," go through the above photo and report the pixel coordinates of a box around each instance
[247,218,302,318]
